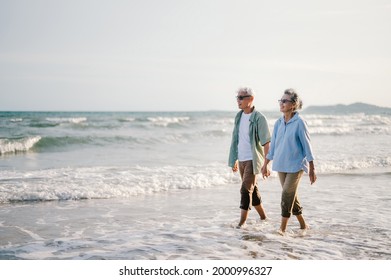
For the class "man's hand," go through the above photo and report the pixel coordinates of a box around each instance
[309,169,317,185]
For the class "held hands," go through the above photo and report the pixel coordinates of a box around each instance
[232,161,238,173]
[232,161,272,179]
[261,164,270,179]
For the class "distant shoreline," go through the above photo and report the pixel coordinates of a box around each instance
[303,102,391,114]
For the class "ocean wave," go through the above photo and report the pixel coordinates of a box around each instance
[309,125,390,135]
[146,116,191,127]
[46,117,87,124]
[0,164,237,203]
[25,117,88,128]
[0,135,140,155]
[115,116,192,128]
[316,156,391,174]
[34,135,147,151]
[28,122,60,128]
[34,136,96,150]
[0,136,42,155]
[182,129,230,139]
[10,118,23,122]
[118,117,136,122]
[304,114,391,135]
[0,131,227,155]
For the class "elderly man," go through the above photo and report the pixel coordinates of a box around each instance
[228,87,271,228]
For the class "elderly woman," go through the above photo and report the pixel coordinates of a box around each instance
[262,88,317,234]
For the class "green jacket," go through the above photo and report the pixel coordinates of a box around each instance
[228,108,271,175]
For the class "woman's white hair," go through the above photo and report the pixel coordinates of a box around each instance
[284,88,303,110]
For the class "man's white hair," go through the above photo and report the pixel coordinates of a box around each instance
[237,87,255,96]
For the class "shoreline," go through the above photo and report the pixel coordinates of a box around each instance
[1,173,390,260]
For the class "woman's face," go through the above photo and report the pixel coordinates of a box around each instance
[279,94,294,113]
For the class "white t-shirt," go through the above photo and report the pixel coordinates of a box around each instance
[238,112,253,161]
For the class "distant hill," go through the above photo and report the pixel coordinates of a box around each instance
[303,102,391,115]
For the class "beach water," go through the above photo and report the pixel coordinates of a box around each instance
[0,110,390,260]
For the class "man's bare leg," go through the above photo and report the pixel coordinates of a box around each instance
[280,217,289,233]
[238,209,249,227]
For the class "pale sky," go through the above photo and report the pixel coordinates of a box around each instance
[1,0,390,111]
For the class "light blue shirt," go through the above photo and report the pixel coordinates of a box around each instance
[266,112,314,173]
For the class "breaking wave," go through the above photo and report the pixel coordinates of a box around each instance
[0,136,42,155]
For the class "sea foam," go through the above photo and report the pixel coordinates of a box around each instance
[0,164,237,203]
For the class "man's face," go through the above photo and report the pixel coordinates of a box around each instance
[236,92,253,110]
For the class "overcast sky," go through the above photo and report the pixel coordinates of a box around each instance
[1,0,390,111]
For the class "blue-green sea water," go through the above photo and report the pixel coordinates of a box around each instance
[0,110,390,259]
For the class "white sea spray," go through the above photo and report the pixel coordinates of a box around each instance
[0,136,42,154]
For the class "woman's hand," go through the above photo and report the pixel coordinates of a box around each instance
[309,169,317,184]
[309,161,317,184]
